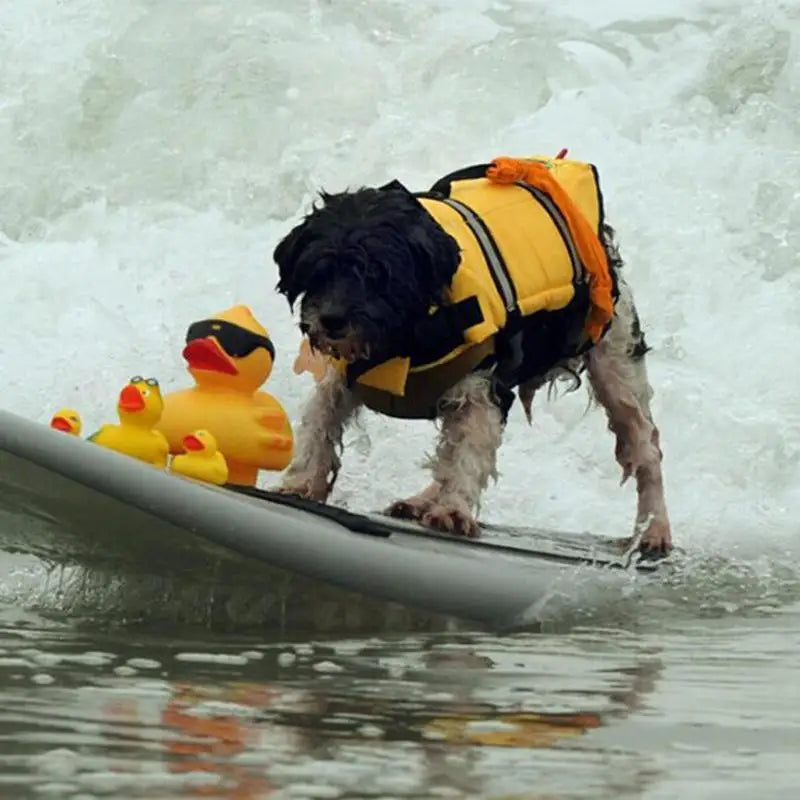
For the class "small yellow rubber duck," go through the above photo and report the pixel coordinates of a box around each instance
[170,429,229,486]
[49,408,83,436]
[88,376,170,468]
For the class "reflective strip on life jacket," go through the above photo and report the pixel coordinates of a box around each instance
[436,196,518,314]
[514,182,583,289]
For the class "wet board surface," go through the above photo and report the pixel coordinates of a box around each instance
[0,407,672,629]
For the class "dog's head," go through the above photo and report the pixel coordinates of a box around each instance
[273,185,460,364]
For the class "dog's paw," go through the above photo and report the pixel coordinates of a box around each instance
[385,497,433,521]
[385,482,442,522]
[273,477,329,503]
[638,518,672,558]
[421,504,481,538]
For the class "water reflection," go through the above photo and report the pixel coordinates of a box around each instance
[0,630,666,798]
[0,612,796,798]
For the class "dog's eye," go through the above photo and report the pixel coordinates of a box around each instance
[320,314,347,333]
[299,322,310,334]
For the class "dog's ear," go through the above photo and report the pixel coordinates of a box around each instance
[405,206,461,302]
[378,183,461,300]
[273,222,311,307]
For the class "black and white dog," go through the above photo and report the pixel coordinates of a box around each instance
[272,158,671,555]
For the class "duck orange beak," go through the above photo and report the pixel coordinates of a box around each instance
[50,416,72,432]
[183,338,238,375]
[183,434,205,452]
[118,384,145,412]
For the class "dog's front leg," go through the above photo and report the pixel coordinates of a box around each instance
[391,373,503,538]
[278,367,360,502]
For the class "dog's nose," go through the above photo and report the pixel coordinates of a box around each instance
[320,314,347,335]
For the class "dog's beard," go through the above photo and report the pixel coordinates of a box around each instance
[304,317,372,364]
[300,299,395,365]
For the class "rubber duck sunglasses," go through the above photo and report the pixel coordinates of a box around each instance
[186,319,275,360]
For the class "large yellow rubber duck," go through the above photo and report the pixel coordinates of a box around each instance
[170,429,229,486]
[88,377,170,468]
[156,305,293,486]
[49,408,83,436]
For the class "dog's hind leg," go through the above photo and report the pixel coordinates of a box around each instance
[586,278,671,555]
[387,373,503,538]
[277,366,360,502]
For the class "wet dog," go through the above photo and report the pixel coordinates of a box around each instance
[272,155,671,555]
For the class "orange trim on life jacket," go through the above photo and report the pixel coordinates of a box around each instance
[486,157,614,343]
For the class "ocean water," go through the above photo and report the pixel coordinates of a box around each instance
[1,0,799,797]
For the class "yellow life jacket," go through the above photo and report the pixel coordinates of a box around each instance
[334,154,615,417]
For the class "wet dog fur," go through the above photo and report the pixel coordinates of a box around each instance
[272,179,671,555]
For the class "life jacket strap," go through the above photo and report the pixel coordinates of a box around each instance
[408,296,484,366]
[344,296,484,387]
[428,164,493,197]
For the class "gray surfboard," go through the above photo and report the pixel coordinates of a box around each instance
[0,407,670,630]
